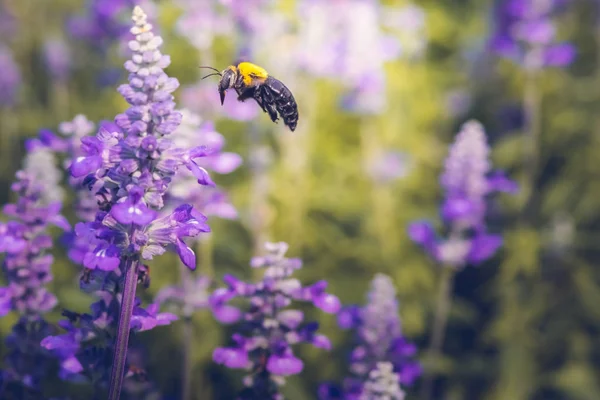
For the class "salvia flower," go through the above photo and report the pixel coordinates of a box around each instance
[43,7,212,397]
[0,147,69,391]
[490,0,575,69]
[408,120,518,268]
[334,273,420,398]
[211,242,340,399]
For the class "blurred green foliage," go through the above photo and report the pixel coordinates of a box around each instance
[1,0,600,399]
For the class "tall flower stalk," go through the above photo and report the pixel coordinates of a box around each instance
[42,6,214,399]
[211,242,341,399]
[408,120,518,399]
[0,146,69,396]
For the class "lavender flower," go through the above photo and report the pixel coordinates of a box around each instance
[409,121,518,268]
[490,0,575,69]
[329,274,420,400]
[43,7,212,398]
[0,147,69,391]
[211,242,340,399]
[0,44,21,107]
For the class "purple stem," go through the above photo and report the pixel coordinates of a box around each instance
[108,258,139,400]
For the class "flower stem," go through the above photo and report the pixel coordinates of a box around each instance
[180,260,194,400]
[420,267,455,400]
[108,259,139,400]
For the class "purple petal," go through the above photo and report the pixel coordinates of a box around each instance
[213,347,249,369]
[312,334,332,350]
[487,171,519,194]
[212,305,242,324]
[441,197,476,221]
[186,161,216,187]
[337,305,361,329]
[266,354,304,376]
[210,153,243,174]
[468,233,503,264]
[83,245,121,271]
[111,199,157,226]
[61,356,84,374]
[70,156,101,178]
[314,293,341,314]
[545,43,576,67]
[175,239,196,270]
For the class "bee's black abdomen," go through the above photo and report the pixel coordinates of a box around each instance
[263,76,299,131]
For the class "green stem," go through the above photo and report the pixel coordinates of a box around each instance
[420,267,455,400]
[108,259,139,400]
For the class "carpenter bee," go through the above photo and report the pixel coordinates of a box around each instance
[200,62,299,131]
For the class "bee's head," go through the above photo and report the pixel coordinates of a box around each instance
[218,67,238,105]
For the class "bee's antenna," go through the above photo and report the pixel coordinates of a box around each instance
[201,73,222,80]
[199,66,221,74]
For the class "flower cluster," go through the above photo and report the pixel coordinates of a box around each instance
[490,0,575,69]
[409,120,518,268]
[69,6,213,271]
[0,147,69,391]
[321,274,419,399]
[41,7,212,396]
[212,242,341,399]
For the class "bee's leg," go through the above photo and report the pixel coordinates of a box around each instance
[236,87,256,103]
[256,86,278,123]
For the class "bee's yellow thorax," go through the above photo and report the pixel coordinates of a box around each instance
[237,62,269,86]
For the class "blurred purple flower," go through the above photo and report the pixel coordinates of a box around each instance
[43,38,72,82]
[359,362,406,400]
[367,150,411,184]
[211,242,339,398]
[181,82,259,122]
[489,0,575,69]
[297,0,410,115]
[0,148,68,318]
[67,0,136,46]
[0,147,69,390]
[0,44,21,107]
[408,120,518,268]
[336,274,420,397]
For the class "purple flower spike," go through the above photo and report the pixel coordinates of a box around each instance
[44,7,212,399]
[210,242,337,398]
[490,0,575,69]
[0,146,68,389]
[409,121,517,268]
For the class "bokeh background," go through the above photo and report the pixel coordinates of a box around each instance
[0,0,599,399]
